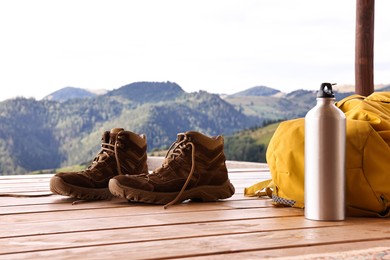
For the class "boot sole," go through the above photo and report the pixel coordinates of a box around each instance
[50,176,113,200]
[108,178,235,205]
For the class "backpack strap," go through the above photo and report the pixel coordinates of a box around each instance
[244,179,273,197]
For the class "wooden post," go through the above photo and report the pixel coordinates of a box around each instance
[355,0,375,96]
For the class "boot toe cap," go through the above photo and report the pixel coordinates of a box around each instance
[113,175,154,191]
[53,172,104,188]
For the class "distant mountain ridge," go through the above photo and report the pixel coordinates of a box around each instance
[43,83,390,102]
[44,87,101,101]
[229,86,280,97]
[107,81,185,103]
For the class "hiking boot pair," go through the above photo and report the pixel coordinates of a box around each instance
[50,129,235,207]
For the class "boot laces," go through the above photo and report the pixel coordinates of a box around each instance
[162,134,196,209]
[86,144,114,170]
[85,136,129,176]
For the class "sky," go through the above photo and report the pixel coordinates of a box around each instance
[0,0,389,101]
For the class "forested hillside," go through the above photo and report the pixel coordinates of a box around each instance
[0,82,258,174]
[224,123,280,163]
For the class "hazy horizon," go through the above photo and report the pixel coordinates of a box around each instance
[24,82,390,102]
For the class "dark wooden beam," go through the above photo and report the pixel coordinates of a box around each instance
[355,0,375,96]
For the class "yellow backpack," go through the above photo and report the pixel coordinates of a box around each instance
[245,92,390,217]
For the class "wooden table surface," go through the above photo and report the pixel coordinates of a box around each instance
[1,162,390,259]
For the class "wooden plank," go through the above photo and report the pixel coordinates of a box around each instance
[0,182,50,188]
[0,195,61,206]
[0,191,261,210]
[0,198,278,222]
[0,193,250,208]
[0,185,256,196]
[184,240,390,259]
[0,196,271,216]
[0,179,262,192]
[0,198,139,215]
[226,161,268,169]
[0,188,52,195]
[0,216,351,255]
[0,174,53,180]
[0,192,262,208]
[228,168,270,173]
[0,188,253,198]
[0,194,93,207]
[1,221,389,259]
[0,180,43,187]
[0,207,303,238]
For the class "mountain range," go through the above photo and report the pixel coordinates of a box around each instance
[1,81,389,175]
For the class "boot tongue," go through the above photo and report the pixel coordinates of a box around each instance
[90,128,124,167]
[110,128,124,134]
[102,131,110,144]
[99,128,123,162]
[93,131,111,164]
[109,128,124,145]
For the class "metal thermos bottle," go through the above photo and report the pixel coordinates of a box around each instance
[304,83,346,221]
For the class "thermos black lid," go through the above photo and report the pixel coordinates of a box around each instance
[317,82,335,98]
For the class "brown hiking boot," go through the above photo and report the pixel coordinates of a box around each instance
[50,128,148,200]
[109,131,235,208]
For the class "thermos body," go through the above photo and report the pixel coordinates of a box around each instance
[304,83,346,221]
